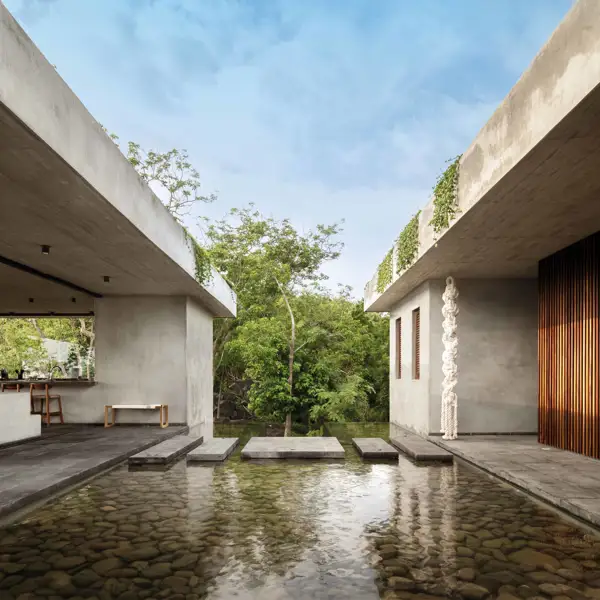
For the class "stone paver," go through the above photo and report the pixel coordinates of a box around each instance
[0,424,187,518]
[128,435,203,465]
[433,435,600,528]
[187,437,239,462]
[390,428,452,462]
[352,437,398,459]
[241,436,344,459]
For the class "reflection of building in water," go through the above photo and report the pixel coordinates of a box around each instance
[367,460,459,595]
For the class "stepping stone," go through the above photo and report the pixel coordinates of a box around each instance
[390,429,452,462]
[352,437,398,459]
[187,438,239,462]
[128,435,203,465]
[241,436,344,459]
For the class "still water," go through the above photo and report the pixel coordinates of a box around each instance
[1,423,600,600]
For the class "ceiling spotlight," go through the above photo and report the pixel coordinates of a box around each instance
[29,298,34,303]
[71,297,77,303]
[41,245,50,255]
[103,276,111,283]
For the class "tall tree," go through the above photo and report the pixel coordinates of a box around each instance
[206,205,343,435]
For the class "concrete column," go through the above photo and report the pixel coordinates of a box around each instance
[61,296,213,438]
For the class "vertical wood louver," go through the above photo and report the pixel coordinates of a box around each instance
[539,231,600,458]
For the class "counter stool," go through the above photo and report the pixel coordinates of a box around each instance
[30,383,64,425]
[1,382,21,392]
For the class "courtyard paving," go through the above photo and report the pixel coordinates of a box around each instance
[433,435,600,528]
[0,424,186,519]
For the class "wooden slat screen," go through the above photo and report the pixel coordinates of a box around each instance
[412,308,420,380]
[395,318,402,379]
[539,231,600,458]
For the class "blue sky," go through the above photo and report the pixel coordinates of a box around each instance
[5,0,574,296]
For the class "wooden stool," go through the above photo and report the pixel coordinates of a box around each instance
[1,382,21,392]
[30,383,64,425]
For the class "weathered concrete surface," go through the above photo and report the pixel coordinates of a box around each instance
[128,434,203,465]
[0,392,40,446]
[389,279,538,436]
[241,437,345,459]
[0,424,187,518]
[0,2,235,317]
[187,438,239,462]
[58,296,214,434]
[365,0,600,312]
[390,428,452,462]
[433,435,600,529]
[352,438,398,459]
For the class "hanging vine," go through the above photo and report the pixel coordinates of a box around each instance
[183,229,213,286]
[396,211,421,274]
[376,248,393,293]
[430,155,461,235]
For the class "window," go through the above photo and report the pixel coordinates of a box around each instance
[412,308,420,380]
[395,318,402,378]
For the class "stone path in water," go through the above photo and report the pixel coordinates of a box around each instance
[128,435,203,466]
[241,436,345,459]
[352,437,398,459]
[390,427,453,462]
[187,437,239,462]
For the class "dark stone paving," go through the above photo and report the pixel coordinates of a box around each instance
[390,427,453,462]
[352,437,398,459]
[433,435,600,529]
[128,434,203,465]
[0,424,187,518]
[187,437,239,462]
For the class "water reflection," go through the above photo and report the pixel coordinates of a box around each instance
[0,423,599,599]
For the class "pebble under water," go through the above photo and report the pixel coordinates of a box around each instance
[1,423,600,600]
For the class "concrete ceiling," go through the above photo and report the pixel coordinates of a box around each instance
[0,3,235,317]
[365,0,600,312]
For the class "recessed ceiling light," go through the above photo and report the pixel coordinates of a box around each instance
[103,276,111,283]
[29,298,34,303]
[41,245,50,255]
[71,297,77,303]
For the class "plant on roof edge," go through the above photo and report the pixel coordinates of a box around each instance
[430,155,461,235]
[183,229,213,286]
[376,248,393,293]
[396,211,421,274]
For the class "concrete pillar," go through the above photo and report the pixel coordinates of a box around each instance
[61,296,213,438]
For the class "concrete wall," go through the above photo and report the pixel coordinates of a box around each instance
[451,279,538,434]
[389,281,432,436]
[389,278,538,435]
[0,393,40,445]
[186,298,213,439]
[60,296,214,427]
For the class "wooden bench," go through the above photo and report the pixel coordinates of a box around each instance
[104,404,168,428]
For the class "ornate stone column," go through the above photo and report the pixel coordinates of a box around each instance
[441,276,459,440]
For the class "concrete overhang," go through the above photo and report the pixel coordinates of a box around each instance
[365,0,600,312]
[0,3,236,318]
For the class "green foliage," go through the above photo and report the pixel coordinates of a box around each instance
[207,207,389,426]
[183,229,212,286]
[376,249,393,293]
[396,211,421,274]
[0,319,45,374]
[126,143,216,222]
[0,317,95,377]
[430,155,461,235]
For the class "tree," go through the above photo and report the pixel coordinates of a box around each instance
[206,205,343,435]
[101,128,216,223]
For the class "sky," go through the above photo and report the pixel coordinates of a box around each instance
[4,0,574,297]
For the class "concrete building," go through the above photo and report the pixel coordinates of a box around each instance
[364,0,600,458]
[0,3,236,445]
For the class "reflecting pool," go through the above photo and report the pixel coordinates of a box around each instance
[1,423,600,599]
